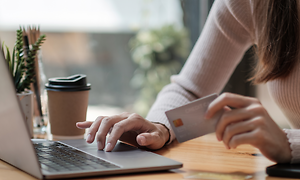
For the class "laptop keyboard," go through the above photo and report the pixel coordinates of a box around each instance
[33,141,120,173]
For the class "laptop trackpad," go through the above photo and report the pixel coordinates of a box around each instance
[60,139,138,152]
[60,139,165,168]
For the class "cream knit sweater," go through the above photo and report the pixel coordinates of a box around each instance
[146,0,300,163]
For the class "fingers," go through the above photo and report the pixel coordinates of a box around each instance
[96,112,131,150]
[86,116,106,144]
[136,132,164,150]
[215,108,253,141]
[136,122,169,150]
[226,124,293,163]
[216,103,267,142]
[136,134,147,146]
[76,121,93,129]
[105,117,139,151]
[220,114,268,150]
[204,93,291,163]
[105,113,154,151]
[205,92,259,119]
[221,118,256,149]
[205,92,267,150]
[226,130,258,149]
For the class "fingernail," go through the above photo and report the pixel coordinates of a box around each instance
[86,134,92,142]
[97,141,103,150]
[139,136,146,146]
[105,143,113,152]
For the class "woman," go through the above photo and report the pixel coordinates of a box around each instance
[77,0,300,163]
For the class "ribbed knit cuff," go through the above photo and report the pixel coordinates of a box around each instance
[283,129,300,164]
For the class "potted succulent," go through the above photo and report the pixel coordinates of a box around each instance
[2,27,46,137]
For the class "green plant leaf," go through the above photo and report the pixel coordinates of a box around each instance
[11,47,15,77]
[5,46,12,74]
[1,42,4,56]
[5,28,46,93]
[14,68,22,90]
[21,33,46,91]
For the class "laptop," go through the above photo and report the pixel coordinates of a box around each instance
[0,50,182,179]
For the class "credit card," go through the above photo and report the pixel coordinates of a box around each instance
[165,93,224,143]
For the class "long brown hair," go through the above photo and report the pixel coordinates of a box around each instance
[251,0,299,84]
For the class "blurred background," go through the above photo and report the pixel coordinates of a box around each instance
[0,0,290,128]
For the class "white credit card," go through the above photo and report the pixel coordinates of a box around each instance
[165,93,224,143]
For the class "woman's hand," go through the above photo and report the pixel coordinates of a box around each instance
[205,92,292,163]
[76,112,169,152]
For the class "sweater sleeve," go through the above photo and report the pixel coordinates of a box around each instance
[146,0,255,143]
[284,129,300,163]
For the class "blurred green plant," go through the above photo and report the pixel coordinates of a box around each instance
[129,25,190,116]
[2,28,46,93]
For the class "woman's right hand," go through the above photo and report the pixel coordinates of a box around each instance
[76,112,170,152]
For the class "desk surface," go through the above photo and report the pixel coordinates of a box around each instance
[0,134,296,180]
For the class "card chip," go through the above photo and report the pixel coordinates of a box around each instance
[173,119,183,127]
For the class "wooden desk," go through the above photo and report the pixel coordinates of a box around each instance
[0,134,296,180]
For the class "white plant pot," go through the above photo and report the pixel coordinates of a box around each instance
[17,90,34,138]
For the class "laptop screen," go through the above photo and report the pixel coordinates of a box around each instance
[0,48,43,179]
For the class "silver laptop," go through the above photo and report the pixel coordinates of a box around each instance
[0,50,182,179]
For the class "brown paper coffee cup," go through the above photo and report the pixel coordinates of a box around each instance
[45,74,91,140]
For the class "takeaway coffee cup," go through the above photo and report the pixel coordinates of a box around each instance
[45,74,91,140]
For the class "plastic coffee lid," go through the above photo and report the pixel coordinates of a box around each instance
[45,74,91,92]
